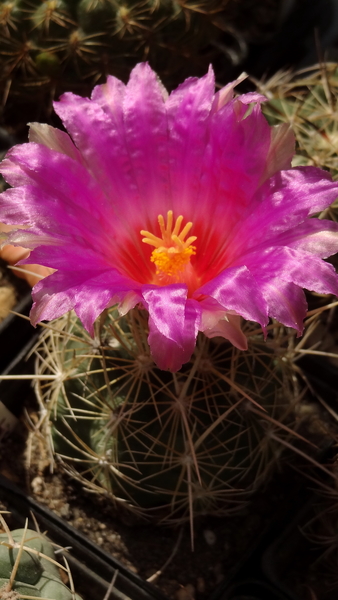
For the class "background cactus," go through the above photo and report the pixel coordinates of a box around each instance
[0,517,82,599]
[0,0,283,126]
[258,63,338,180]
[33,306,322,524]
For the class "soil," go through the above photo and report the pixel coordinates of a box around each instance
[0,408,335,600]
[0,419,269,600]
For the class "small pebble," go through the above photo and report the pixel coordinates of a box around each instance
[59,503,70,518]
[196,577,206,593]
[31,476,44,495]
[106,533,120,543]
[203,529,216,545]
[213,563,224,584]
[176,584,195,600]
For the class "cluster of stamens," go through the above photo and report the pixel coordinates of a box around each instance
[141,210,197,280]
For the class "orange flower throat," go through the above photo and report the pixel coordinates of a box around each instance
[141,210,197,280]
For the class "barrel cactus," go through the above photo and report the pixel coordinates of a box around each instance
[2,63,338,525]
[34,307,314,522]
[0,519,82,599]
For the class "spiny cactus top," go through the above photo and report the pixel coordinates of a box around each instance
[1,63,338,371]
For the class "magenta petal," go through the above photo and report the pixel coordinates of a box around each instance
[21,245,110,270]
[90,73,127,114]
[165,67,215,215]
[211,74,247,112]
[203,313,248,350]
[31,270,138,334]
[211,73,265,113]
[197,266,268,327]
[0,144,112,224]
[259,280,308,332]
[242,246,338,296]
[142,286,200,370]
[0,184,108,251]
[269,219,338,258]
[122,63,170,215]
[226,167,338,261]
[2,63,338,370]
[54,89,141,228]
[197,102,272,228]
[55,64,170,230]
[261,123,295,182]
[28,123,84,164]
[237,91,267,104]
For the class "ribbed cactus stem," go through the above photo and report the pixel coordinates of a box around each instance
[0,514,82,599]
[34,306,311,523]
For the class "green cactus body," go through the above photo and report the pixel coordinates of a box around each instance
[0,533,43,584]
[0,528,82,599]
[0,579,41,596]
[259,64,338,180]
[35,307,301,521]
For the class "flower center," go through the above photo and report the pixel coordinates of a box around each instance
[140,210,197,280]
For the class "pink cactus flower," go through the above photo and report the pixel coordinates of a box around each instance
[1,64,338,371]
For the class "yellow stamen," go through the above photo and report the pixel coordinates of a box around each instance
[141,210,197,278]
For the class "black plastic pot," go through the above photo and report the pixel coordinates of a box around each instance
[0,470,312,600]
[0,291,34,372]
[207,478,308,600]
[209,436,338,600]
[261,497,324,600]
[0,291,37,441]
[0,474,168,600]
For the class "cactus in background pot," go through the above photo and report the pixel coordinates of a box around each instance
[0,517,82,599]
[258,63,338,179]
[0,0,283,123]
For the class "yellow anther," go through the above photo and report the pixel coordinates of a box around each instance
[141,210,197,278]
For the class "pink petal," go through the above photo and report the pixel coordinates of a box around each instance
[165,66,215,216]
[242,246,338,296]
[91,73,127,112]
[54,88,141,231]
[28,123,84,164]
[31,269,138,334]
[55,64,170,233]
[226,167,338,262]
[261,123,295,183]
[270,219,338,258]
[0,144,112,224]
[211,73,265,113]
[20,244,111,270]
[258,280,308,333]
[197,265,268,327]
[201,306,248,350]
[197,101,271,232]
[122,63,170,217]
[142,286,200,371]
